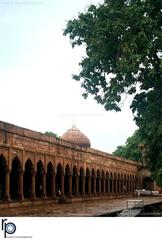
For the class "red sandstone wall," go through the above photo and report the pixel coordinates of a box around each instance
[0,121,137,177]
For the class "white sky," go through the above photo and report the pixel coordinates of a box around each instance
[0,0,137,153]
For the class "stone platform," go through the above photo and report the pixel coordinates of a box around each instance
[0,196,161,217]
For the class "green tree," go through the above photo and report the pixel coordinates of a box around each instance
[44,131,59,139]
[64,0,162,112]
[113,130,142,161]
[154,168,162,187]
[64,0,162,185]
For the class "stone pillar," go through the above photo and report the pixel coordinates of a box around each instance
[51,171,56,198]
[5,169,10,201]
[121,180,123,193]
[124,181,126,193]
[116,179,118,194]
[117,180,120,194]
[119,180,121,194]
[111,179,114,194]
[114,179,118,194]
[108,179,110,195]
[113,180,116,194]
[31,170,36,200]
[93,177,96,196]
[114,180,116,194]
[68,175,72,197]
[18,169,24,201]
[105,179,107,194]
[120,180,123,193]
[61,173,65,196]
[103,178,106,195]
[42,171,46,199]
[125,181,127,193]
[133,180,135,191]
[99,177,101,195]
[130,182,132,192]
[76,175,79,196]
[88,176,91,196]
[118,180,120,194]
[82,176,85,196]
[127,181,129,193]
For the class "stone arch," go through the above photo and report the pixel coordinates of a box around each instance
[143,176,154,190]
[46,162,54,197]
[56,163,63,196]
[10,156,22,200]
[101,170,105,195]
[85,168,90,195]
[79,167,84,196]
[35,160,44,198]
[96,169,100,195]
[0,154,8,200]
[24,153,34,169]
[91,168,96,195]
[64,164,71,196]
[72,165,78,196]
[23,159,34,199]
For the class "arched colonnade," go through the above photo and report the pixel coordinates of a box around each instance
[0,154,136,201]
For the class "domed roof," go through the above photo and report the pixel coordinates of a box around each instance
[61,125,91,148]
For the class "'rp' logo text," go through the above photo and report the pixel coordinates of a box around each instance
[1,219,16,238]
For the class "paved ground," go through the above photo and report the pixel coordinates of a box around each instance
[0,196,162,217]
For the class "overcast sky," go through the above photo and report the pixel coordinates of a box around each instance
[0,0,137,153]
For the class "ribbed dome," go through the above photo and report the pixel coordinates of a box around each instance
[61,125,91,148]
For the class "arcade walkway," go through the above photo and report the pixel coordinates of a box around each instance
[0,196,161,217]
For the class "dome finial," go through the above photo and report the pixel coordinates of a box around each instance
[72,115,76,128]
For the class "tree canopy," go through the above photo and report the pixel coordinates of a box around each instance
[64,0,162,185]
[113,130,142,161]
[44,131,59,139]
[64,0,162,112]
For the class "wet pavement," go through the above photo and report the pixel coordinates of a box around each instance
[0,196,162,217]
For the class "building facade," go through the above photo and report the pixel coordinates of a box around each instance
[0,121,152,203]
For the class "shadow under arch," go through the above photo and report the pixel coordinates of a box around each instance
[110,172,113,194]
[64,164,71,196]
[10,156,22,200]
[96,169,100,195]
[101,170,105,194]
[46,162,54,198]
[0,154,7,200]
[106,171,109,194]
[23,159,34,199]
[56,163,63,196]
[85,167,90,195]
[79,167,84,196]
[91,168,96,195]
[72,166,78,196]
[143,176,154,190]
[35,160,44,198]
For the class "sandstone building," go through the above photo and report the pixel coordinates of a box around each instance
[0,121,154,203]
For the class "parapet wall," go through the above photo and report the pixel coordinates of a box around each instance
[0,121,137,176]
